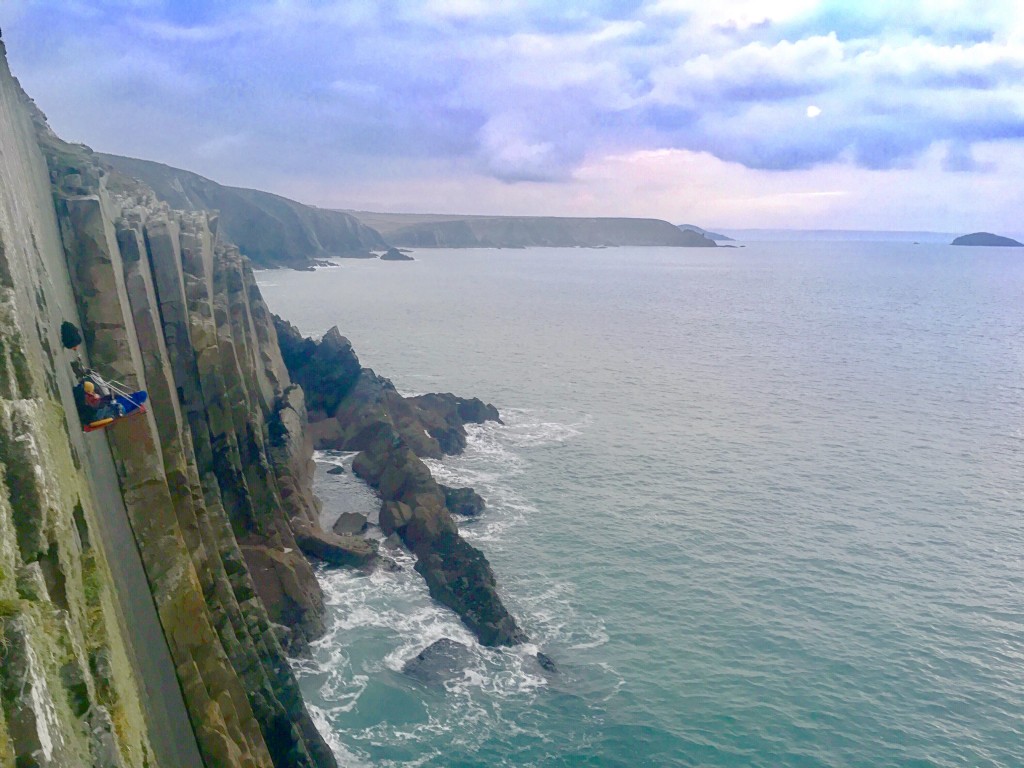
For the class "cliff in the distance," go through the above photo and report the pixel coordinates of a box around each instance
[348,210,717,248]
[99,156,715,263]
[0,38,339,767]
[98,153,388,269]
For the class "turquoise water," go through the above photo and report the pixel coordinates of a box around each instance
[258,243,1024,767]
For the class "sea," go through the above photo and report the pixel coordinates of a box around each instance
[257,242,1024,768]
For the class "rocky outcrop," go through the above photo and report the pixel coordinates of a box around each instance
[0,37,346,767]
[401,638,471,684]
[274,320,524,647]
[98,153,388,269]
[951,231,1023,246]
[440,485,486,517]
[380,247,414,261]
[291,518,377,569]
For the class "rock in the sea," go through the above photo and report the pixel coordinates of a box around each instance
[380,246,414,261]
[277,325,524,647]
[401,638,471,683]
[440,484,486,516]
[326,464,346,475]
[951,231,1024,246]
[292,519,378,568]
[536,652,558,673]
[331,511,368,535]
[415,531,527,647]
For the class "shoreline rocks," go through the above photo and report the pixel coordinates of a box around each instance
[276,319,526,647]
[440,485,486,517]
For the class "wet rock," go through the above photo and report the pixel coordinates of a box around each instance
[440,485,486,517]
[331,511,367,535]
[415,531,526,647]
[325,465,345,475]
[401,638,471,684]
[536,652,557,673]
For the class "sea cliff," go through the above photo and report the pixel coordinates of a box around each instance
[0,33,525,767]
[0,38,336,766]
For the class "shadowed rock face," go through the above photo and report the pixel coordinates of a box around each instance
[274,319,525,647]
[98,153,388,269]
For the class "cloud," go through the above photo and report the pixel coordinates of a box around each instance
[4,0,1024,229]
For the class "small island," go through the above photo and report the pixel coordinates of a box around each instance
[951,232,1023,247]
[380,246,415,261]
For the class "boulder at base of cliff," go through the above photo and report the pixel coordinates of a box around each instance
[440,484,486,516]
[332,511,368,535]
[292,519,378,568]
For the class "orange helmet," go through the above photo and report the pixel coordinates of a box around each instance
[83,381,95,394]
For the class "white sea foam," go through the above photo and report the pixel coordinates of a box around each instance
[298,406,613,763]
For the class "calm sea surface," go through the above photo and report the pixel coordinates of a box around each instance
[258,243,1024,767]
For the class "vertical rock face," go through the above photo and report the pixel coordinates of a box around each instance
[0,40,167,768]
[0,36,336,768]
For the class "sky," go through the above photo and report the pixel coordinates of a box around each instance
[3,0,1024,232]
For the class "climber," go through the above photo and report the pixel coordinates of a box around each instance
[73,370,149,432]
[73,377,122,424]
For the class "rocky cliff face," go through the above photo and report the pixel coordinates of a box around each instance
[98,154,388,269]
[0,39,338,767]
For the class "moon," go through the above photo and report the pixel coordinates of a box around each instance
[806,105,822,118]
